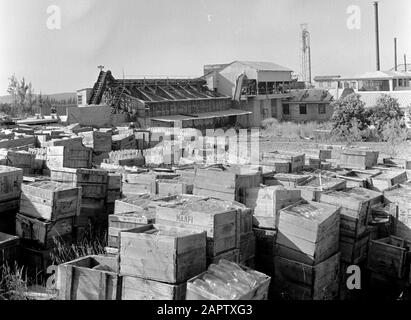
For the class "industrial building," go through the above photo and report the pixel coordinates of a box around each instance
[77,70,251,130]
[203,61,294,126]
[282,89,334,122]
[314,71,411,108]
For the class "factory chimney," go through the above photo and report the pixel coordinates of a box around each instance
[394,38,398,71]
[374,2,380,71]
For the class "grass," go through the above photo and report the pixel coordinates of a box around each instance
[261,118,327,140]
[0,262,28,300]
[0,222,107,300]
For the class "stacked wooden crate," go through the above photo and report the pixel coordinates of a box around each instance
[105,173,122,215]
[193,167,261,202]
[370,170,408,192]
[0,232,20,266]
[112,132,136,151]
[1,150,36,175]
[78,130,112,165]
[57,255,121,300]
[271,173,311,188]
[367,236,410,295]
[50,168,109,236]
[318,190,371,264]
[261,151,305,173]
[122,171,179,196]
[16,181,81,272]
[296,175,347,201]
[119,224,207,300]
[340,149,379,170]
[106,150,145,166]
[274,200,341,300]
[383,185,411,242]
[245,185,301,278]
[0,165,23,234]
[157,177,194,197]
[155,197,239,264]
[245,186,301,230]
[317,189,373,299]
[46,145,92,169]
[186,260,271,300]
[106,194,159,255]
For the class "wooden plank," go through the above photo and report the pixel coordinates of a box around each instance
[57,255,121,300]
[122,276,186,300]
[119,224,206,283]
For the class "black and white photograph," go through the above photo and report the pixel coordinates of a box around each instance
[0,0,411,312]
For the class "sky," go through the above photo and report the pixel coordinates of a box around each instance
[0,0,410,95]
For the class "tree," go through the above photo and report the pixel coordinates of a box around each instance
[331,93,370,140]
[369,94,404,133]
[6,74,35,116]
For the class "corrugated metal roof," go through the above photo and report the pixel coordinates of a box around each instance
[235,61,293,72]
[285,89,333,103]
[150,109,252,122]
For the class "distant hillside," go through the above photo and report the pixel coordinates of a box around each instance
[0,92,77,104]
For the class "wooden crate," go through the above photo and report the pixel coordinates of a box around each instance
[46,146,92,169]
[119,224,207,283]
[57,255,121,300]
[276,200,340,266]
[122,275,186,300]
[0,165,23,202]
[254,228,277,275]
[367,236,410,279]
[383,185,411,242]
[340,149,378,170]
[108,212,155,248]
[51,167,108,185]
[0,232,20,266]
[20,181,81,221]
[157,179,193,197]
[296,175,347,201]
[262,152,305,173]
[16,213,73,248]
[272,173,311,188]
[121,172,169,195]
[78,130,112,153]
[274,252,340,300]
[186,264,271,300]
[0,199,20,234]
[309,158,321,169]
[319,149,332,161]
[207,248,240,266]
[75,198,106,227]
[155,198,238,257]
[340,231,370,264]
[193,167,261,203]
[114,194,165,215]
[318,190,370,237]
[371,170,408,192]
[239,232,255,264]
[20,246,52,274]
[245,186,301,229]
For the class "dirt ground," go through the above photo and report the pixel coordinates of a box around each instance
[259,135,411,160]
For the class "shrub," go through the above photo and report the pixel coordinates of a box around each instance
[382,118,408,143]
[331,93,370,135]
[369,94,404,133]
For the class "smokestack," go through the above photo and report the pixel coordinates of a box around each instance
[374,1,380,71]
[394,38,398,71]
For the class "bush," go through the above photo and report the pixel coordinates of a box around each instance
[331,93,370,136]
[369,94,404,133]
[382,118,408,143]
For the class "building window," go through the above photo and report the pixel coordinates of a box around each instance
[318,104,326,114]
[77,95,83,104]
[399,79,403,86]
[283,105,290,115]
[299,104,307,115]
